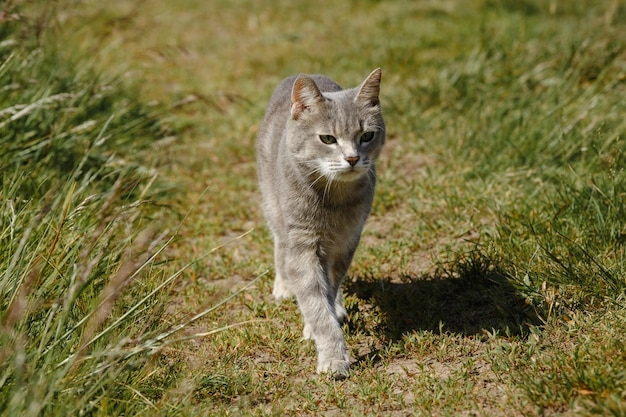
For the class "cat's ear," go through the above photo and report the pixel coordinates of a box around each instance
[291,74,324,120]
[355,68,381,108]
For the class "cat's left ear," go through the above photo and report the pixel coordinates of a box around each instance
[291,74,324,120]
[355,68,381,108]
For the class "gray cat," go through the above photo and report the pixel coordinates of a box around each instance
[256,69,385,378]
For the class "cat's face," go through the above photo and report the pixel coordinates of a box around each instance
[286,69,385,185]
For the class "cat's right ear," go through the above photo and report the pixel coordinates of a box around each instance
[291,74,324,120]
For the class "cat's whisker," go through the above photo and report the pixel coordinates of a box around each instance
[302,164,326,180]
[304,168,323,179]
[302,167,326,188]
[304,164,323,173]
[309,173,326,191]
[322,173,335,206]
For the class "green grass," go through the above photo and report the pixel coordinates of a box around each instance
[0,7,177,415]
[2,0,626,415]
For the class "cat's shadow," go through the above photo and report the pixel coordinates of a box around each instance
[343,253,542,342]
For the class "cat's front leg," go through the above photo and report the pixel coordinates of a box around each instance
[287,249,350,378]
[302,294,344,339]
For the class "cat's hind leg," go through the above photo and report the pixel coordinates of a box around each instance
[330,253,354,324]
[272,239,293,300]
[334,288,348,325]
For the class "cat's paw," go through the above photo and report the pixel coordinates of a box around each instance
[317,347,350,379]
[272,277,293,300]
[302,324,313,340]
[317,357,350,379]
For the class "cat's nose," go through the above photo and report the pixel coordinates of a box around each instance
[345,156,359,167]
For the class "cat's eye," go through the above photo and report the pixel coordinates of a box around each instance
[360,131,375,143]
[319,135,337,145]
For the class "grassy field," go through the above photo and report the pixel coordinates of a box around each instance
[2,0,626,415]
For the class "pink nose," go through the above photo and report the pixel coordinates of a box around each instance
[345,156,359,167]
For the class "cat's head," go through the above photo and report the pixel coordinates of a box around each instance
[285,68,385,185]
